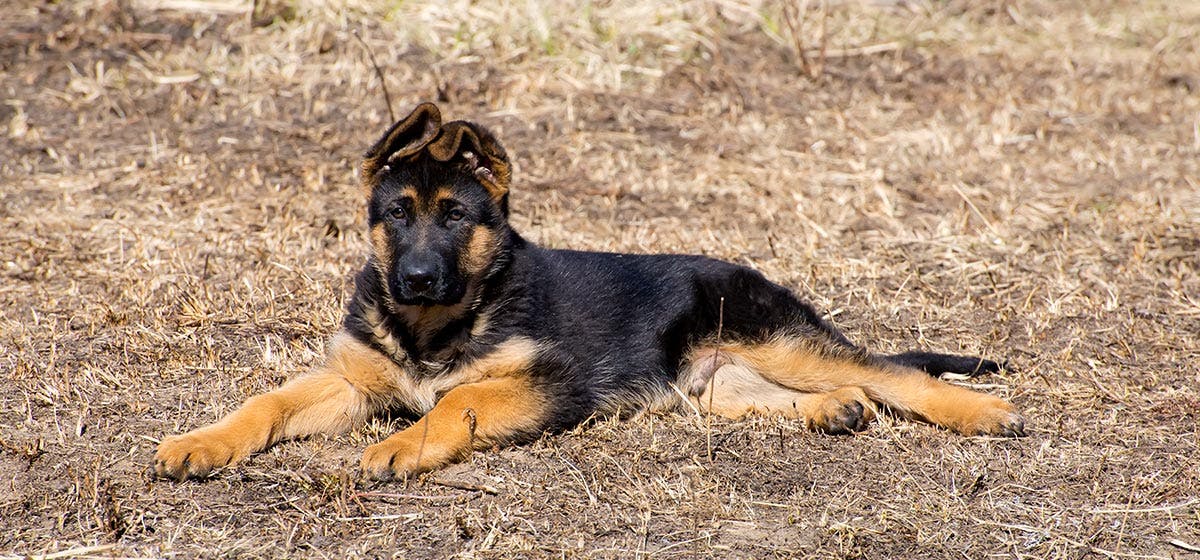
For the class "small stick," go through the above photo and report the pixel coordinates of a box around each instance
[462,408,477,450]
[782,0,811,77]
[807,41,902,60]
[1169,540,1200,554]
[351,491,460,503]
[431,479,499,495]
[670,383,703,418]
[410,415,431,487]
[706,296,725,462]
[816,0,828,77]
[352,29,395,122]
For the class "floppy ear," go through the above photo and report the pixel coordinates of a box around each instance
[426,120,512,203]
[360,102,442,191]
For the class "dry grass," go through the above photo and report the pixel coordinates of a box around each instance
[2,0,1199,557]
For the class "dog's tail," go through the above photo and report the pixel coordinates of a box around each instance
[881,351,1002,377]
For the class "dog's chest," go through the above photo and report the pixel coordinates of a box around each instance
[372,332,474,414]
[375,333,484,415]
[389,366,471,415]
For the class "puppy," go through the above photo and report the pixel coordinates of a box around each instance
[155,103,1024,481]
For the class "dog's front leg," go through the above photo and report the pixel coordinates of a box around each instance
[155,333,399,480]
[361,375,548,480]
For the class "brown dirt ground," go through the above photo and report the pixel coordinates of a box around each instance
[2,1,1199,558]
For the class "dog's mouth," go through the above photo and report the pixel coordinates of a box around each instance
[389,280,466,308]
[395,293,443,306]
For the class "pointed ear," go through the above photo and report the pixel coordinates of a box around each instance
[426,120,511,203]
[360,102,442,191]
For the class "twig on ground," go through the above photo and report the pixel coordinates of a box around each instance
[706,296,725,462]
[352,29,395,122]
[1168,540,1200,554]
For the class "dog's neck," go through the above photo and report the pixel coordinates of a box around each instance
[344,237,521,375]
[346,285,474,375]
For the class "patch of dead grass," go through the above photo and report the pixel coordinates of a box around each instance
[2,0,1198,558]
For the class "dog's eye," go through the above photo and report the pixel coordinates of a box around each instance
[445,209,466,224]
[389,207,407,221]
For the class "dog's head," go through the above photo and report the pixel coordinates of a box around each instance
[360,103,512,307]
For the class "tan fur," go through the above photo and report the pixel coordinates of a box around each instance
[154,333,399,480]
[454,337,541,380]
[360,342,546,478]
[679,352,876,432]
[386,336,542,415]
[370,223,392,265]
[460,226,498,276]
[360,302,403,361]
[394,293,473,352]
[683,355,818,417]
[423,120,511,200]
[681,339,1019,436]
[155,333,544,480]
[470,308,491,338]
[477,158,511,201]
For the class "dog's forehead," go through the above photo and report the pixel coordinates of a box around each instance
[374,162,485,208]
[376,161,444,193]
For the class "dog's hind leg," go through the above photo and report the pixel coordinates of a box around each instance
[679,347,877,434]
[155,332,396,480]
[683,261,1023,436]
[681,341,1024,437]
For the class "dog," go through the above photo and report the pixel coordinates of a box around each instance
[154,102,1026,481]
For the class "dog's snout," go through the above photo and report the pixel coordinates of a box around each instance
[391,246,457,304]
[403,267,436,293]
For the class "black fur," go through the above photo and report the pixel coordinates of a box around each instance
[884,351,1001,376]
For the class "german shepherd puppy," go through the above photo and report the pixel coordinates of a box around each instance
[155,103,1025,481]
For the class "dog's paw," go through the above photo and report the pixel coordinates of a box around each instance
[809,387,877,435]
[361,437,442,481]
[360,440,405,481]
[962,398,1027,437]
[154,430,237,480]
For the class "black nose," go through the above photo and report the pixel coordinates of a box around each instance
[403,268,435,293]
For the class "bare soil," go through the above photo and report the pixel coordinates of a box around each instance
[2,1,1198,558]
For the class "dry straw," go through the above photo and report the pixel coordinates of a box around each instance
[2,0,1198,558]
